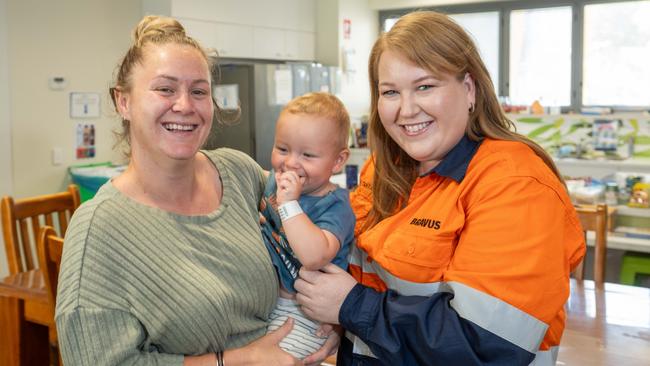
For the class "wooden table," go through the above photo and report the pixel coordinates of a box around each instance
[0,269,51,365]
[558,279,650,365]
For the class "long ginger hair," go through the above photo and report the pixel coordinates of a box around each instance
[364,11,562,231]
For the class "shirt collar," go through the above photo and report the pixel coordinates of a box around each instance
[421,134,482,183]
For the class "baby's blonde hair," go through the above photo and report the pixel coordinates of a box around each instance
[282,92,350,149]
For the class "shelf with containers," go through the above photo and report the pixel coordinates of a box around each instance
[511,113,650,285]
[509,113,650,160]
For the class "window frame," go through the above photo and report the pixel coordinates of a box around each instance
[378,0,649,112]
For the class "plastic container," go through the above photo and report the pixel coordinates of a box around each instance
[345,164,358,189]
[69,162,125,202]
[605,182,619,206]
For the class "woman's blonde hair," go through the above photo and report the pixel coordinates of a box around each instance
[109,15,230,157]
[364,11,562,230]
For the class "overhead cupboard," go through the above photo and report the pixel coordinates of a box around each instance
[142,0,316,61]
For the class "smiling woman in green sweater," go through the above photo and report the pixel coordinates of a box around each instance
[55,15,337,366]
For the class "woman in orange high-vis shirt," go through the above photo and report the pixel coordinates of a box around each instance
[295,11,585,366]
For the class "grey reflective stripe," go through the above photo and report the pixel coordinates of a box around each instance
[444,281,548,354]
[529,346,558,365]
[370,259,443,296]
[345,331,378,358]
[349,246,549,357]
[352,246,443,296]
[349,245,364,267]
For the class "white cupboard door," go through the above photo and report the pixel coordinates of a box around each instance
[179,18,220,50]
[285,31,315,61]
[253,27,285,60]
[177,18,253,58]
[214,23,254,58]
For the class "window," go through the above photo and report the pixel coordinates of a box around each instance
[583,1,650,107]
[379,1,650,111]
[383,12,500,95]
[450,12,500,95]
[383,17,398,32]
[509,6,572,107]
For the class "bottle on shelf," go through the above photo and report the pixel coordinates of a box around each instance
[605,182,619,206]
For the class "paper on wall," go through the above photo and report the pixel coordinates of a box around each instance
[274,69,293,105]
[213,84,239,110]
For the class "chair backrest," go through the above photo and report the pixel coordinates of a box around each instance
[37,226,64,316]
[574,204,608,284]
[1,184,80,274]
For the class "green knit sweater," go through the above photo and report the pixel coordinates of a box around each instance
[56,149,278,365]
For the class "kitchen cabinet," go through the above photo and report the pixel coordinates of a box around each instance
[180,18,254,59]
[142,0,316,62]
[168,0,315,32]
[212,23,255,59]
[285,31,315,61]
[253,28,285,60]
[253,28,315,61]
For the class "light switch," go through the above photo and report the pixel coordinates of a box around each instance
[52,147,62,166]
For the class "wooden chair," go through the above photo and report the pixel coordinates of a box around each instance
[0,185,77,365]
[37,226,64,366]
[1,184,80,275]
[573,204,608,284]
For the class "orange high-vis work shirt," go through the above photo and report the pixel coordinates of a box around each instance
[342,137,585,365]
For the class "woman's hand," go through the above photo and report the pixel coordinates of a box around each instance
[303,325,342,366]
[224,318,303,366]
[295,263,358,324]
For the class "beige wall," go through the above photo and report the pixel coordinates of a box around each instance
[7,0,141,200]
[2,0,140,276]
[0,0,11,197]
[337,0,378,120]
[0,0,11,277]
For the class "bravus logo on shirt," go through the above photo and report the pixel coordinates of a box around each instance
[409,217,441,229]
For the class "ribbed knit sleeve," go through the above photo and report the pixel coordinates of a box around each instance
[56,148,277,366]
[57,307,183,365]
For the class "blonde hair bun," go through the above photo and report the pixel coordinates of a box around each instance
[133,15,186,47]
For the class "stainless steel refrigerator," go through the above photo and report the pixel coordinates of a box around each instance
[204,62,341,170]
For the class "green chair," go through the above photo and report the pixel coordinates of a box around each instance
[620,252,650,286]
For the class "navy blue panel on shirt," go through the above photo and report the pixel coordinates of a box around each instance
[421,134,482,183]
[338,285,535,366]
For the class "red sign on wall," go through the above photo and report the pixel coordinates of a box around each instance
[343,19,351,40]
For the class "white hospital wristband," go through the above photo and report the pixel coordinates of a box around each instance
[278,200,303,221]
